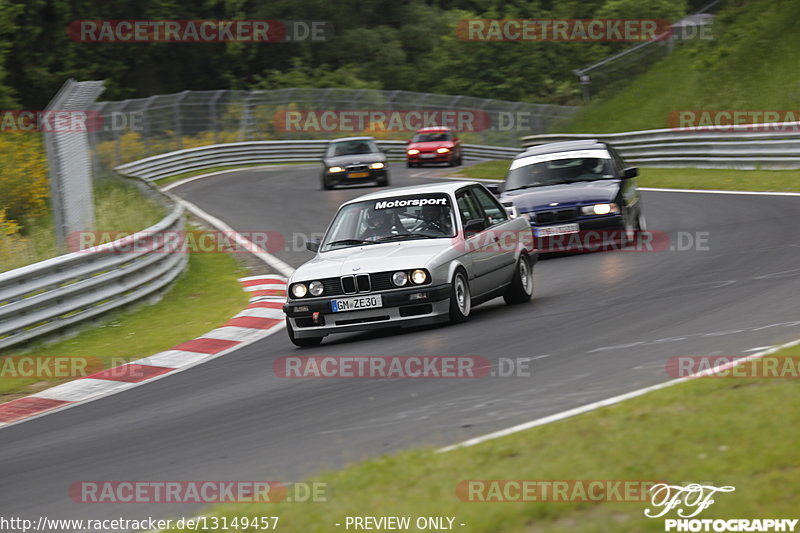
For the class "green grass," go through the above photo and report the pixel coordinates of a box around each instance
[0,250,249,400]
[458,161,800,192]
[561,0,800,133]
[1,179,165,272]
[166,343,800,532]
[459,160,512,181]
[635,168,800,192]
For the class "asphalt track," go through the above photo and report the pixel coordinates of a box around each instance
[1,162,799,523]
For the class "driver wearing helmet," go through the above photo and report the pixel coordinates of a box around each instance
[420,204,449,234]
[361,208,397,240]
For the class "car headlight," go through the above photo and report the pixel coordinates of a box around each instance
[392,271,408,287]
[308,281,324,296]
[581,203,619,216]
[291,283,308,298]
[407,149,420,155]
[369,162,385,169]
[328,166,345,173]
[436,147,450,153]
[410,269,428,284]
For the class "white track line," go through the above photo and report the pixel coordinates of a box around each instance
[178,198,295,277]
[161,165,315,192]
[438,338,800,452]
[638,187,800,196]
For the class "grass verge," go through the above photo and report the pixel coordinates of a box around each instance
[458,161,800,192]
[0,179,166,272]
[0,249,249,400]
[166,343,800,532]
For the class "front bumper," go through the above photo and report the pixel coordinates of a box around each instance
[531,214,626,252]
[325,168,387,185]
[283,284,451,338]
[407,152,452,164]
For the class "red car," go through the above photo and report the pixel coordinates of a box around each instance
[406,127,463,167]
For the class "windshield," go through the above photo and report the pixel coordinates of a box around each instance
[412,132,451,143]
[326,139,379,157]
[505,157,615,190]
[321,194,456,251]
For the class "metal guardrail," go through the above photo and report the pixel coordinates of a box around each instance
[0,199,187,351]
[115,140,523,181]
[521,124,800,169]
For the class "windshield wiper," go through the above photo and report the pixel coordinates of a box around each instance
[375,233,437,242]
[326,238,376,247]
[505,184,543,192]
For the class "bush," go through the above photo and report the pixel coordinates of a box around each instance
[0,134,49,225]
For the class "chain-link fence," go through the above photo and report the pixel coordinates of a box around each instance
[44,79,105,250]
[88,88,578,174]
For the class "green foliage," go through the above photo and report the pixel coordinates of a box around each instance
[563,0,800,132]
[0,0,700,107]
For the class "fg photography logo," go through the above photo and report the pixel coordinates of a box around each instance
[645,483,799,532]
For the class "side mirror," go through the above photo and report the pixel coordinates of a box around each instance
[623,167,639,179]
[486,184,502,196]
[406,139,411,144]
[464,218,487,236]
[306,240,320,252]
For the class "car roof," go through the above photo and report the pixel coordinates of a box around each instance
[515,139,608,159]
[328,136,376,143]
[415,127,452,133]
[343,181,480,205]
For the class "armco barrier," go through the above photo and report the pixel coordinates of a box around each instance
[114,140,523,182]
[0,198,186,351]
[521,123,800,169]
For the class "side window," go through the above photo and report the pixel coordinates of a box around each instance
[456,190,483,226]
[608,147,625,176]
[471,186,509,226]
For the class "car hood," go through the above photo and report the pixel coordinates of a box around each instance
[293,239,454,282]
[408,141,453,150]
[323,153,386,166]
[500,180,620,211]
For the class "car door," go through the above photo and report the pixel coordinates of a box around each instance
[609,145,640,225]
[455,188,491,296]
[469,185,518,290]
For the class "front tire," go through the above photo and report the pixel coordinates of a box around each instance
[321,176,333,190]
[448,269,471,323]
[503,253,533,305]
[286,318,323,347]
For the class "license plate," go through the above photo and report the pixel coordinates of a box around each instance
[348,172,369,178]
[331,295,383,312]
[535,223,580,237]
[420,154,435,159]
